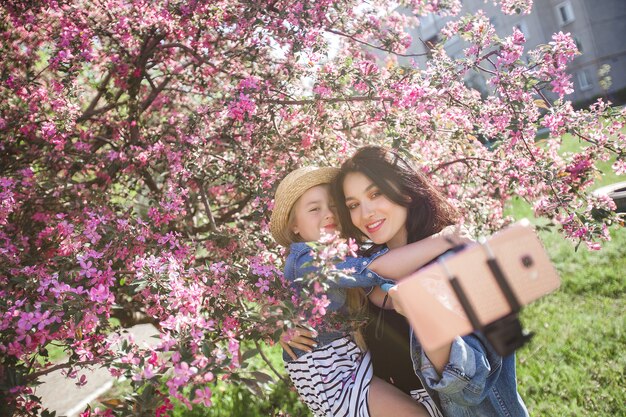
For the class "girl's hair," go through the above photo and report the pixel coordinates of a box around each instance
[286,184,368,349]
[286,208,303,246]
[332,146,458,245]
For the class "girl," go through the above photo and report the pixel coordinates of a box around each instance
[332,146,529,417]
[270,166,466,417]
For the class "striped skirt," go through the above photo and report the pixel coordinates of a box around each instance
[410,388,444,417]
[286,336,373,417]
[286,336,443,417]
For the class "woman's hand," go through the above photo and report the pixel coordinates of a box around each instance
[279,326,318,360]
[437,224,473,248]
[386,285,406,317]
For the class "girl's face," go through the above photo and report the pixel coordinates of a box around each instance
[290,184,338,242]
[342,171,408,249]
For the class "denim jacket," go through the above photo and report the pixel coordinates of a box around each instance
[410,330,529,417]
[282,242,394,361]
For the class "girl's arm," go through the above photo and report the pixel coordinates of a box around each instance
[368,225,471,280]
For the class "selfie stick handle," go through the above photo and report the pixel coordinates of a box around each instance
[439,242,534,357]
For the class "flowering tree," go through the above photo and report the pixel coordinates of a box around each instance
[1,0,624,415]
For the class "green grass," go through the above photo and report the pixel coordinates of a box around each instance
[519,294,625,416]
[507,165,626,417]
[517,227,626,416]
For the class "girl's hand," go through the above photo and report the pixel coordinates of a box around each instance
[279,326,319,360]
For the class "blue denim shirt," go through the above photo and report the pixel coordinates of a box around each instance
[282,242,393,361]
[410,330,529,417]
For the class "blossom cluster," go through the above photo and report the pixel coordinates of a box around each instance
[1,0,624,415]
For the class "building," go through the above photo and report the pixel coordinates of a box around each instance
[400,0,626,107]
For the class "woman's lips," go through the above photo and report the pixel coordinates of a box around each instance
[365,219,384,234]
[324,223,337,230]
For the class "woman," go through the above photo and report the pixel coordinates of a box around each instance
[271,166,467,416]
[332,146,529,417]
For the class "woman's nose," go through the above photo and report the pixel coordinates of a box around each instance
[360,200,374,218]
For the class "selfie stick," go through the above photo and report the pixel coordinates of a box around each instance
[440,239,534,356]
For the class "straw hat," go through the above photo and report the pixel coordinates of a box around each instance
[270,166,340,247]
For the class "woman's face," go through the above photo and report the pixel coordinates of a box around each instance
[342,171,408,249]
[290,184,338,242]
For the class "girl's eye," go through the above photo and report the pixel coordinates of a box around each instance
[347,202,358,210]
[309,207,320,212]
[371,190,381,198]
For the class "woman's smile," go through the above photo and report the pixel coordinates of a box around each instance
[365,219,384,233]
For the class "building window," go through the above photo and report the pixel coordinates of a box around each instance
[577,70,592,91]
[573,36,583,53]
[556,1,575,26]
[445,34,460,47]
[514,20,530,39]
[420,13,436,29]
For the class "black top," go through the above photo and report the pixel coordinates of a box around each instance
[363,300,424,394]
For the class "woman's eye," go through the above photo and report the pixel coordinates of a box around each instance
[347,203,358,210]
[308,207,320,212]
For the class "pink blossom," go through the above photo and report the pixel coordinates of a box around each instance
[255,278,270,293]
[192,386,212,407]
[612,159,626,175]
[313,84,333,98]
[227,93,257,121]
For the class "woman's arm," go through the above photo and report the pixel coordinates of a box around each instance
[418,334,505,406]
[368,225,471,280]
[389,286,505,406]
[387,285,450,371]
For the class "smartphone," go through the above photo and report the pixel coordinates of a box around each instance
[394,220,561,352]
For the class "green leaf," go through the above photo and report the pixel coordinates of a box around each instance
[240,348,259,363]
[251,371,274,384]
[240,377,263,396]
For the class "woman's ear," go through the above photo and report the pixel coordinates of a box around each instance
[291,224,299,235]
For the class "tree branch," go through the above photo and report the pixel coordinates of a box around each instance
[199,184,218,232]
[25,359,101,382]
[140,76,172,114]
[431,157,500,173]
[217,194,253,224]
[261,95,392,106]
[82,71,112,118]
[326,28,429,58]
[253,340,289,384]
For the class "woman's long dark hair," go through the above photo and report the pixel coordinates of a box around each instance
[332,146,458,245]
